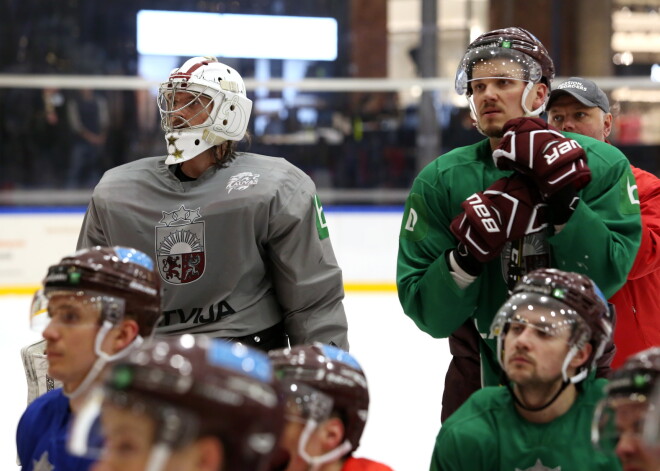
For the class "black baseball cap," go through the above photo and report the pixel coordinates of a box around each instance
[547,77,610,113]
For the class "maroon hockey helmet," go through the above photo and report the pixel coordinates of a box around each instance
[269,343,369,452]
[592,347,660,452]
[42,246,161,336]
[100,335,285,471]
[605,347,660,400]
[491,268,612,382]
[456,27,555,96]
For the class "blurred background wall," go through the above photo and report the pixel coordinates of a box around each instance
[0,0,658,205]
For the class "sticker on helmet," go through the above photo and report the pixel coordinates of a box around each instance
[114,247,154,271]
[207,340,272,382]
[320,344,362,371]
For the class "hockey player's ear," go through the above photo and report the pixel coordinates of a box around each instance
[570,342,593,370]
[193,436,225,471]
[530,82,549,111]
[319,417,345,451]
[109,319,140,353]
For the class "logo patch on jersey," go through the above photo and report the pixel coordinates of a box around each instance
[620,171,640,215]
[155,205,206,285]
[314,194,330,240]
[227,171,260,193]
[400,193,428,241]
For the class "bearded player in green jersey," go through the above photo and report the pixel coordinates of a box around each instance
[432,268,621,470]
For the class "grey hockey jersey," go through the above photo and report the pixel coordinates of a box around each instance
[77,153,349,349]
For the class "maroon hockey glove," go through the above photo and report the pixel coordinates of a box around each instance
[450,175,548,263]
[492,117,592,198]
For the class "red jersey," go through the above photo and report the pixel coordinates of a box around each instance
[343,457,395,471]
[609,166,660,368]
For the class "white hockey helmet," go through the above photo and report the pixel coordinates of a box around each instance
[158,56,253,165]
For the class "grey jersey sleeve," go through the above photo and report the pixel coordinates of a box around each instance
[267,176,349,350]
[77,198,108,249]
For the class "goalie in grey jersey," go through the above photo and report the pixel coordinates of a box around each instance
[77,56,349,350]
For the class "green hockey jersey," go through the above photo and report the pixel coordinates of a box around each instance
[397,134,641,386]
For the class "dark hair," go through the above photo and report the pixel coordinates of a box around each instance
[213,132,252,168]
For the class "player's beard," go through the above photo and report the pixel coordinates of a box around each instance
[511,371,565,400]
[480,121,505,139]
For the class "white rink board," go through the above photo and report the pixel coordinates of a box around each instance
[0,211,85,288]
[0,208,403,288]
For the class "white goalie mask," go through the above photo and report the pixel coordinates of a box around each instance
[157,56,253,165]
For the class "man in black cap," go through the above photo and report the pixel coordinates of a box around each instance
[546,77,660,369]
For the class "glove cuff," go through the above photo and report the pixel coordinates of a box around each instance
[448,243,484,277]
[547,186,580,225]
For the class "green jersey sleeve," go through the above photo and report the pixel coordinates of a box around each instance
[396,141,510,338]
[550,136,641,298]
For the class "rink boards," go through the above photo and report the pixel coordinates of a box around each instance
[0,206,404,294]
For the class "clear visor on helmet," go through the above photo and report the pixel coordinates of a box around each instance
[157,81,218,132]
[30,289,125,333]
[68,386,199,463]
[490,292,589,343]
[279,379,334,424]
[591,394,653,456]
[643,382,660,453]
[455,45,543,95]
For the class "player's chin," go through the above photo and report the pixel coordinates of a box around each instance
[46,364,63,381]
[505,365,530,380]
[479,122,505,138]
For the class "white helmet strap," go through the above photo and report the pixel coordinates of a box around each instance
[297,419,353,471]
[65,321,144,400]
[521,81,546,117]
[145,443,172,471]
[562,344,589,384]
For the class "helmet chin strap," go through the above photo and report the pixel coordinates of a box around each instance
[507,379,570,412]
[467,98,487,137]
[298,419,353,471]
[65,321,144,400]
[145,443,172,471]
[520,81,546,117]
[562,344,589,384]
